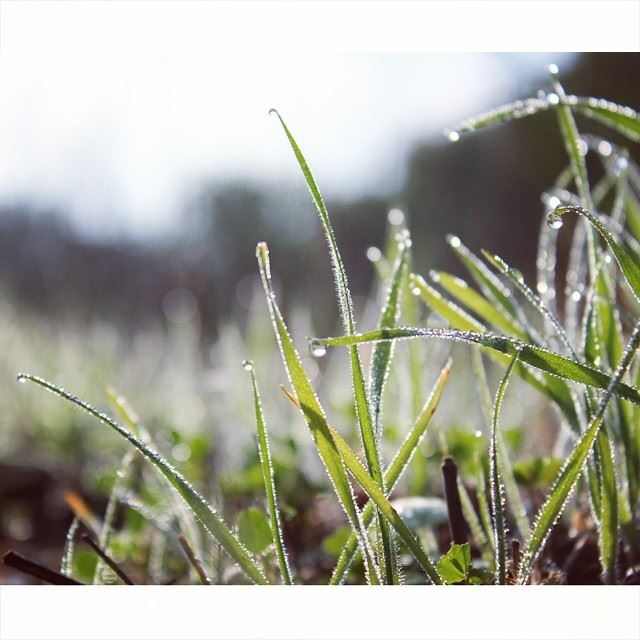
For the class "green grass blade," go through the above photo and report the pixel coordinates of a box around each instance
[518,319,640,583]
[329,358,451,584]
[370,242,408,436]
[314,327,640,405]
[570,96,640,143]
[16,374,268,585]
[430,270,526,339]
[327,423,442,584]
[595,429,619,584]
[489,355,518,584]
[256,242,381,584]
[271,109,395,583]
[245,361,294,585]
[553,205,640,301]
[60,517,80,577]
[445,96,548,139]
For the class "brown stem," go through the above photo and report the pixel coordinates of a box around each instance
[441,457,468,545]
[177,533,212,585]
[3,551,83,585]
[81,533,135,585]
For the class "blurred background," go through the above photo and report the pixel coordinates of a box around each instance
[1,52,639,583]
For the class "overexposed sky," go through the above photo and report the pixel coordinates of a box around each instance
[0,52,576,239]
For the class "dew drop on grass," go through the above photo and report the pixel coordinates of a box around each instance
[309,340,327,358]
[411,286,421,296]
[366,246,382,263]
[446,129,460,142]
[242,360,254,371]
[597,141,612,157]
[387,208,405,225]
[548,63,559,76]
[546,213,563,230]
[545,92,560,106]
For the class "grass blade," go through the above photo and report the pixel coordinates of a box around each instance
[571,96,640,143]
[330,358,451,584]
[518,319,640,583]
[313,328,640,405]
[16,374,268,585]
[271,109,396,583]
[489,355,518,584]
[244,361,294,585]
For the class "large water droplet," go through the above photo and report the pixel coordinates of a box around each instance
[242,360,254,371]
[17,375,27,384]
[387,208,405,225]
[309,340,327,358]
[548,63,559,76]
[446,129,460,142]
[545,92,559,106]
[366,246,382,263]
[546,213,563,230]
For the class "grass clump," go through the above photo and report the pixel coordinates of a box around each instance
[8,66,640,585]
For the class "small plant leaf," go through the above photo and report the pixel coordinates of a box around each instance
[236,507,273,556]
[436,542,472,585]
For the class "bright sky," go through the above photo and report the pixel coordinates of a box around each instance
[1,52,579,240]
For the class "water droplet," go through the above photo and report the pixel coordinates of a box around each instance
[537,281,548,294]
[411,286,421,296]
[387,208,405,225]
[545,195,561,210]
[395,229,412,248]
[570,290,582,302]
[447,235,461,248]
[546,213,563,230]
[366,246,382,263]
[604,254,612,264]
[548,63,559,76]
[172,443,191,462]
[17,375,26,384]
[429,270,441,283]
[474,430,483,438]
[309,340,327,358]
[576,138,588,157]
[242,360,254,371]
[446,129,460,142]
[545,92,559,106]
[597,141,612,157]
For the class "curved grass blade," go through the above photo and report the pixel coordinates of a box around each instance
[314,327,640,406]
[16,374,268,585]
[60,517,80,577]
[330,358,451,584]
[489,355,518,584]
[518,319,640,583]
[256,242,381,584]
[445,96,549,140]
[472,349,530,540]
[244,361,294,585]
[552,205,640,301]
[570,96,640,143]
[270,109,395,583]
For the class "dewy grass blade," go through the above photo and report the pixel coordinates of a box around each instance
[330,358,451,584]
[595,429,619,584]
[552,205,640,301]
[245,361,293,585]
[256,242,381,584]
[271,110,396,583]
[16,374,268,585]
[570,96,640,143]
[370,242,408,437]
[313,327,640,405]
[489,355,518,584]
[517,319,640,583]
[444,96,549,140]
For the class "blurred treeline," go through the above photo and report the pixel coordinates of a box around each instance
[1,54,638,339]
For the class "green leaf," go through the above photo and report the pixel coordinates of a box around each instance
[571,96,640,142]
[255,242,380,584]
[313,327,640,406]
[329,358,451,584]
[237,507,273,556]
[322,527,352,558]
[245,362,293,583]
[518,319,640,583]
[436,542,472,585]
[16,374,268,585]
[513,457,563,487]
